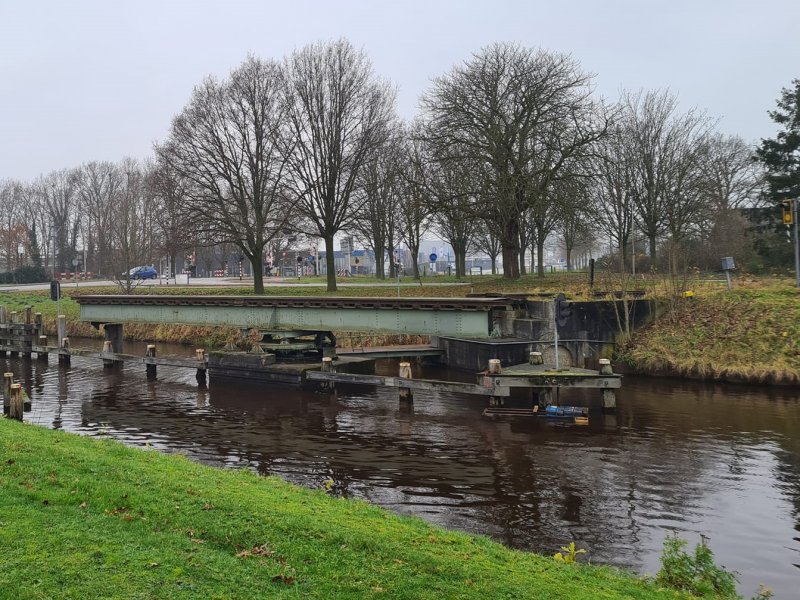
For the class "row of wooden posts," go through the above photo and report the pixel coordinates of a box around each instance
[0,306,208,385]
[3,372,25,420]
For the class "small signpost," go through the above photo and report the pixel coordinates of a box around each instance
[721,256,735,290]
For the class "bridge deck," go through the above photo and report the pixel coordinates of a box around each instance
[76,295,515,338]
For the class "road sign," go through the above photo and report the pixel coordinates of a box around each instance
[429,253,437,263]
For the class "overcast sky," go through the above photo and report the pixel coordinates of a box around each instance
[1,0,798,180]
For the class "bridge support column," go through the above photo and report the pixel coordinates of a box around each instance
[398,362,413,409]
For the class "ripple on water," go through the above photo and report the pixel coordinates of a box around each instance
[5,354,799,599]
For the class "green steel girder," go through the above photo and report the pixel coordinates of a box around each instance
[79,302,499,338]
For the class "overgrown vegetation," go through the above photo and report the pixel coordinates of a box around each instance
[0,419,687,599]
[656,536,738,598]
[618,280,800,384]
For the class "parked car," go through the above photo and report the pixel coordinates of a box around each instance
[127,265,158,280]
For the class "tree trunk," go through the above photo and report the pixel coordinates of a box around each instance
[251,250,265,294]
[566,247,572,271]
[490,253,497,275]
[374,242,385,279]
[324,234,337,292]
[500,218,520,279]
[537,237,546,278]
[648,233,657,263]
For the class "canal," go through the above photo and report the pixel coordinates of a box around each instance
[3,341,798,597]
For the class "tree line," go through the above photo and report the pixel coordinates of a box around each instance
[2,40,797,292]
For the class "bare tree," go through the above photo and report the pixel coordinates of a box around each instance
[147,159,194,279]
[39,168,81,273]
[282,39,395,291]
[472,217,502,274]
[622,89,710,266]
[108,160,159,292]
[157,56,292,294]
[77,161,123,276]
[422,43,606,279]
[352,127,403,279]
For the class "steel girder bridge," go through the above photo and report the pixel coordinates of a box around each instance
[76,295,515,359]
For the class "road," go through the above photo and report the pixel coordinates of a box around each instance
[0,277,469,293]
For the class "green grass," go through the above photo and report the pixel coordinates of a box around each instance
[0,420,685,599]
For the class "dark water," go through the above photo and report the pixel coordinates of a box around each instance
[4,341,799,598]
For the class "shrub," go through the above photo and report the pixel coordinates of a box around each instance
[656,535,738,598]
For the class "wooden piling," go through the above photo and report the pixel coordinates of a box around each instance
[195,349,207,387]
[59,337,71,366]
[38,336,49,361]
[0,307,6,357]
[8,311,18,357]
[487,359,503,406]
[398,361,413,404]
[146,345,157,379]
[34,312,43,336]
[57,315,67,350]
[3,372,13,413]
[103,324,123,369]
[102,340,115,368]
[24,306,32,325]
[529,351,543,366]
[9,384,23,421]
[320,356,335,392]
[598,360,616,409]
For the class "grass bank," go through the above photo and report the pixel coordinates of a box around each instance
[617,282,800,385]
[0,419,684,599]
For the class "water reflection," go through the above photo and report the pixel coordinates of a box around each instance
[2,344,798,597]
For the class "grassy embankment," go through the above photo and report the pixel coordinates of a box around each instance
[617,279,800,385]
[0,419,685,600]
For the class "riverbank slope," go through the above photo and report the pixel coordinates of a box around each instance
[0,419,684,599]
[617,283,800,385]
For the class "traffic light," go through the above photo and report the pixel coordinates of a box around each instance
[781,199,794,225]
[554,292,572,327]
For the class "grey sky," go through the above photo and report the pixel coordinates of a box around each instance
[2,0,798,180]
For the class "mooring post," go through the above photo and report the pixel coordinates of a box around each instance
[38,336,48,362]
[529,351,543,365]
[9,311,18,357]
[487,358,503,407]
[9,383,23,421]
[59,337,71,366]
[146,345,157,379]
[34,312,43,336]
[320,356,335,392]
[0,306,6,357]
[57,315,68,365]
[102,324,123,369]
[598,358,617,411]
[24,306,32,325]
[102,340,115,368]
[3,372,13,413]
[398,361,413,405]
[195,349,207,387]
